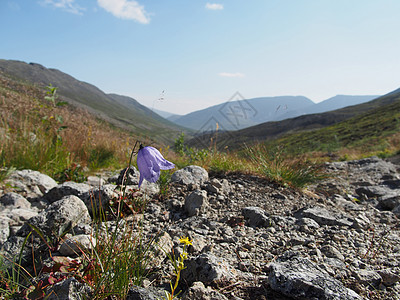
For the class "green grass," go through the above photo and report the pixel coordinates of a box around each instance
[0,73,135,180]
[261,98,400,160]
[246,144,327,188]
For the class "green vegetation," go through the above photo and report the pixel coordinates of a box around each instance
[246,145,327,188]
[0,73,137,179]
[261,98,400,160]
[0,59,186,144]
[162,237,193,300]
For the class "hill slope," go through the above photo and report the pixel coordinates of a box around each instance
[190,88,400,151]
[0,59,184,144]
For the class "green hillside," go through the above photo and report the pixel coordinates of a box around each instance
[264,96,400,158]
[190,87,400,158]
[0,59,186,144]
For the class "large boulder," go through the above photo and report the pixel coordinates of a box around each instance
[268,255,361,299]
[6,169,57,198]
[43,181,92,204]
[171,166,208,186]
[0,192,31,209]
[17,195,91,238]
[182,253,238,285]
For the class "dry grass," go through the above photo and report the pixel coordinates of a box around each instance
[0,73,147,177]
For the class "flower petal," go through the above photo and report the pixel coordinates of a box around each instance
[136,146,175,188]
[145,147,175,170]
[137,148,160,187]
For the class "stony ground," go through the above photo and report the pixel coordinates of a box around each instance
[1,156,400,299]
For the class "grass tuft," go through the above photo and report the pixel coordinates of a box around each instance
[246,144,327,188]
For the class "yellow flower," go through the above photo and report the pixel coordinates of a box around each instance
[179,236,193,246]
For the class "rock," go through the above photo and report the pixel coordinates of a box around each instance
[0,192,31,209]
[85,176,105,187]
[297,217,320,230]
[356,186,395,199]
[206,178,230,195]
[393,204,400,217]
[377,269,400,286]
[116,166,140,185]
[296,206,353,227]
[1,156,400,299]
[379,194,400,210]
[321,244,345,261]
[59,234,96,256]
[17,195,91,239]
[151,231,173,266]
[43,181,92,204]
[1,208,38,225]
[171,166,209,186]
[0,216,10,245]
[331,194,364,212]
[205,183,219,194]
[182,281,229,300]
[81,184,118,214]
[6,169,58,198]
[242,207,270,227]
[46,277,92,300]
[270,215,296,228]
[349,157,397,175]
[1,235,34,268]
[185,190,208,217]
[268,256,361,299]
[354,269,382,288]
[182,253,238,285]
[140,181,160,196]
[352,213,371,230]
[126,286,166,300]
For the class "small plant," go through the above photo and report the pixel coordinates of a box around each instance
[0,166,16,183]
[53,163,86,183]
[174,132,185,156]
[173,133,209,163]
[0,232,37,299]
[85,143,154,298]
[157,169,174,200]
[162,237,193,300]
[44,84,67,108]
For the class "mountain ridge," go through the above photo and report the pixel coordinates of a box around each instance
[168,94,379,131]
[169,95,315,131]
[0,59,185,144]
[188,88,399,150]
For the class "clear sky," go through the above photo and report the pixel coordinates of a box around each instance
[1,0,400,115]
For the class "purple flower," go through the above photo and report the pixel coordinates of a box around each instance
[137,146,175,188]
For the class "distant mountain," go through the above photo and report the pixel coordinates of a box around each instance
[275,95,379,121]
[189,88,398,150]
[170,96,315,131]
[169,94,380,131]
[0,59,185,144]
[152,108,182,120]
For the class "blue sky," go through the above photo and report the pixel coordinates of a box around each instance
[1,0,400,115]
